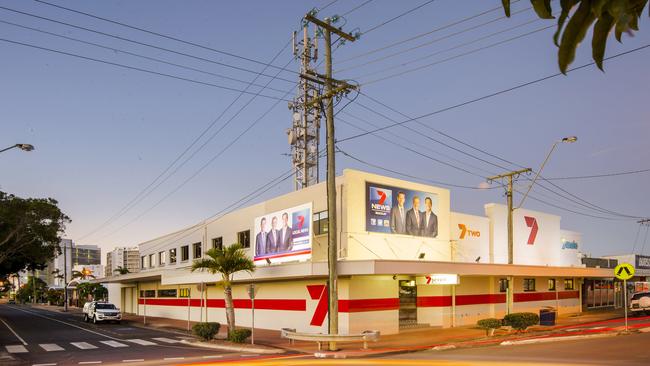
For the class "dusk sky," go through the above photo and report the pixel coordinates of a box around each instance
[1,0,649,263]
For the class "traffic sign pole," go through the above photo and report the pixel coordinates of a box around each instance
[623,280,627,333]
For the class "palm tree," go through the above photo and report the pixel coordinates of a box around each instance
[113,266,130,275]
[71,268,95,281]
[191,243,255,336]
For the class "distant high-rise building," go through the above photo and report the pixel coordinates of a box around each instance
[21,240,102,287]
[105,247,140,277]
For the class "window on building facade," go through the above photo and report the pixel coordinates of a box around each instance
[523,278,536,292]
[181,245,189,261]
[141,256,145,269]
[139,290,155,298]
[157,289,177,297]
[237,230,250,248]
[313,211,329,235]
[193,242,202,258]
[212,237,223,250]
[158,251,166,266]
[548,278,556,291]
[564,278,575,290]
[499,278,508,292]
[148,253,155,268]
[169,248,177,264]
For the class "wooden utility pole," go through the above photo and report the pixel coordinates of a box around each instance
[487,168,531,314]
[303,13,357,352]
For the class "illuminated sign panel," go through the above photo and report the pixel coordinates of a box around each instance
[253,203,312,263]
[420,274,459,285]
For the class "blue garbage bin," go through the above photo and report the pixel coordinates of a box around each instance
[539,307,557,326]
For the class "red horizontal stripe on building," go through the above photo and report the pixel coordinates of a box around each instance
[339,298,399,312]
[254,249,311,261]
[514,290,579,302]
[417,296,451,307]
[457,294,506,305]
[138,298,305,311]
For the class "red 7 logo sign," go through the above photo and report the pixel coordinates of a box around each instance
[306,285,328,326]
[524,216,538,245]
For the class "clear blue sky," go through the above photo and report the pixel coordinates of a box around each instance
[1,0,649,262]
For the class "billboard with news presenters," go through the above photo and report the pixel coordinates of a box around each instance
[366,182,439,238]
[253,203,312,263]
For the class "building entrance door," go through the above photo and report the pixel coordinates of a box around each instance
[399,279,417,328]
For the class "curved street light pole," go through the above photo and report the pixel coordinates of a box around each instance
[0,143,35,154]
[517,136,577,209]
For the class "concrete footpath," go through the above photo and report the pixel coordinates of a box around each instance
[28,304,650,358]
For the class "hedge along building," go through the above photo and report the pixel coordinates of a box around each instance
[104,169,612,335]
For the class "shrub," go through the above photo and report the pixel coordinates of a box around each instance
[477,318,502,335]
[193,322,221,341]
[228,328,252,343]
[503,312,539,331]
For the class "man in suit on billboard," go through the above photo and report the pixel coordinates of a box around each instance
[390,191,407,234]
[279,212,293,252]
[422,197,438,238]
[406,195,423,236]
[266,216,280,254]
[255,217,268,257]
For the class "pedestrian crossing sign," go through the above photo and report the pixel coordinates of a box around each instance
[614,263,635,281]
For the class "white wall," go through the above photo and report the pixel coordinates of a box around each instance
[451,212,490,263]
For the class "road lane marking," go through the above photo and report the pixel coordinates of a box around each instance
[163,357,185,360]
[151,337,181,344]
[39,343,64,352]
[202,355,223,359]
[241,354,260,357]
[70,342,98,350]
[0,318,28,345]
[78,362,102,365]
[7,306,121,341]
[126,339,157,346]
[99,340,128,348]
[33,363,57,366]
[122,360,144,363]
[5,345,28,353]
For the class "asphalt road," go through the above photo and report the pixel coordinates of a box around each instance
[0,304,259,366]
[385,330,650,365]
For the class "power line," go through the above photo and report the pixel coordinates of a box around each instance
[0,37,292,102]
[342,0,375,16]
[337,1,520,63]
[337,7,534,74]
[360,24,555,85]
[362,0,436,35]
[544,168,650,181]
[0,18,294,96]
[0,5,297,84]
[337,43,650,143]
[33,0,300,77]
[337,147,497,190]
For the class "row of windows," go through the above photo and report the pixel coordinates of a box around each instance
[498,278,575,292]
[139,212,332,269]
[139,289,190,298]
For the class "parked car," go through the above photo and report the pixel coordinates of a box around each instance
[7,299,16,304]
[83,301,121,324]
[630,292,650,315]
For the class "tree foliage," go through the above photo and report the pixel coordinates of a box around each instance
[502,0,648,72]
[0,191,70,276]
[76,282,107,301]
[15,276,47,303]
[113,266,130,275]
[191,244,255,335]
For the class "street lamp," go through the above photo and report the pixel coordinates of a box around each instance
[518,136,577,209]
[0,143,35,154]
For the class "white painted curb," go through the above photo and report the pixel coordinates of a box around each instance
[432,345,457,351]
[639,327,650,333]
[314,352,347,359]
[180,339,285,354]
[500,332,616,346]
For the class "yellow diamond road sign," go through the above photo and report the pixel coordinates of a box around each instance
[614,263,635,280]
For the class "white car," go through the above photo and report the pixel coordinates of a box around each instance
[83,301,122,324]
[630,292,650,315]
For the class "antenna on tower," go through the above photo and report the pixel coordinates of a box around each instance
[288,24,321,191]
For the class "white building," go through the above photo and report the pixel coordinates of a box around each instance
[104,170,613,335]
[105,247,140,277]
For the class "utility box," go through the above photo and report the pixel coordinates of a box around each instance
[539,307,557,326]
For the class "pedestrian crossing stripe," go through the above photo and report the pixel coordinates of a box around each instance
[39,343,64,351]
[100,340,129,348]
[70,342,98,350]
[5,345,28,353]
[126,338,157,346]
[152,337,182,344]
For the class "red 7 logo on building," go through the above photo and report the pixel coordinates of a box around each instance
[524,216,538,245]
[377,190,387,205]
[306,285,328,326]
[458,224,467,239]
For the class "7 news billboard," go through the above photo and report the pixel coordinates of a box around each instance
[253,203,312,263]
[366,182,439,238]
